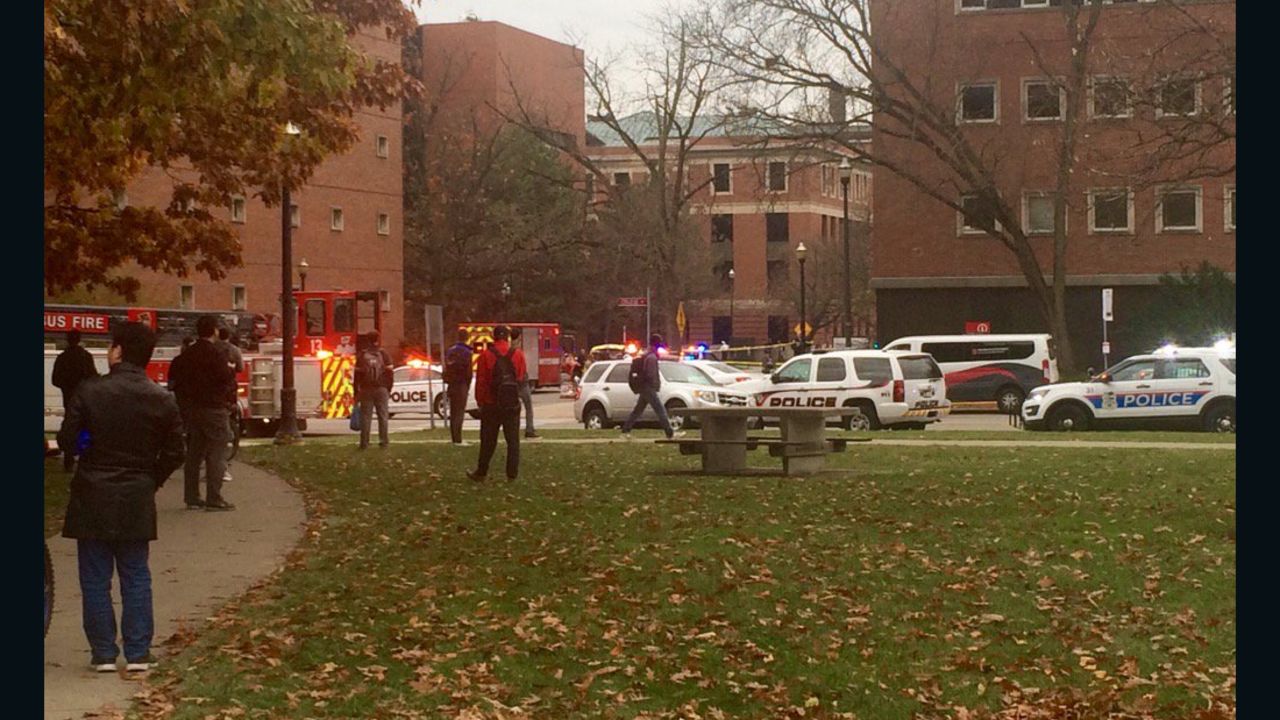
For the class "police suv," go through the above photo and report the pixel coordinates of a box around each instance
[736,349,951,430]
[1021,344,1235,432]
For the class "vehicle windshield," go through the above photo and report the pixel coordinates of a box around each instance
[661,363,717,385]
[705,362,741,374]
[898,355,943,380]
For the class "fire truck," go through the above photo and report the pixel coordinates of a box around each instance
[458,322,570,388]
[44,290,382,435]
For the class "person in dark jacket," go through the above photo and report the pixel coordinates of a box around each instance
[621,334,684,440]
[466,325,527,482]
[52,330,100,471]
[443,329,474,445]
[510,328,540,439]
[355,330,394,449]
[59,322,185,673]
[168,316,237,510]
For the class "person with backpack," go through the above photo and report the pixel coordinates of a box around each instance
[466,325,527,482]
[52,329,100,471]
[621,334,686,440]
[443,329,474,445]
[355,330,394,450]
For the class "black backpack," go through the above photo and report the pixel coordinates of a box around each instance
[627,354,647,393]
[360,349,385,387]
[491,348,522,409]
[444,345,472,384]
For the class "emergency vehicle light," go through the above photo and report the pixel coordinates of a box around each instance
[1214,338,1234,352]
[315,349,333,360]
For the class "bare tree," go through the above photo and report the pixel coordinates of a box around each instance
[693,0,1234,372]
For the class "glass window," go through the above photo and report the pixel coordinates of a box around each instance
[959,83,997,122]
[231,285,247,311]
[661,363,716,385]
[885,344,910,352]
[605,362,631,384]
[711,214,734,243]
[768,315,790,344]
[816,357,847,382]
[1158,188,1200,232]
[712,163,731,193]
[707,362,740,374]
[775,359,812,383]
[768,161,787,191]
[1025,194,1056,234]
[766,213,789,243]
[582,363,609,384]
[377,212,390,235]
[304,299,326,336]
[921,342,970,363]
[1109,359,1156,382]
[613,172,631,188]
[1156,358,1211,379]
[1220,358,1235,374]
[1159,78,1199,116]
[393,367,412,383]
[1025,80,1062,120]
[231,196,246,223]
[767,260,789,292]
[376,135,390,158]
[959,195,996,234]
[330,207,344,231]
[1091,77,1131,118]
[1225,187,1236,232]
[898,356,943,380]
[853,357,893,383]
[333,298,355,332]
[1090,189,1131,232]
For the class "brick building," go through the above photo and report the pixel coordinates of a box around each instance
[586,114,872,348]
[98,28,405,351]
[869,0,1235,368]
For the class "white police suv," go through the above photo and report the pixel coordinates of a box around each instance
[1021,344,1235,432]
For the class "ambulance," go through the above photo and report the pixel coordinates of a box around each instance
[1021,343,1236,432]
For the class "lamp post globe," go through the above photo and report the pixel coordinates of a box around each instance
[795,242,808,351]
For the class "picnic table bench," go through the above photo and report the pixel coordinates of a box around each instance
[658,407,868,476]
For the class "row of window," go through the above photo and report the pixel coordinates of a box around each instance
[958,75,1229,124]
[710,213,792,244]
[176,286,394,314]
[959,185,1236,236]
[959,0,1154,11]
[229,198,392,235]
[711,315,797,345]
[819,165,871,201]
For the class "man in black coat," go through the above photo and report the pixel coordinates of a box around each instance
[168,316,237,510]
[59,322,185,673]
[51,329,99,471]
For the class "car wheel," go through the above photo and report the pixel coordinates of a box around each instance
[844,402,880,431]
[1046,403,1090,432]
[996,386,1025,414]
[1202,403,1235,433]
[433,393,448,419]
[665,399,688,431]
[583,404,610,430]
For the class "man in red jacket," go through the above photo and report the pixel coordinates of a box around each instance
[467,325,527,482]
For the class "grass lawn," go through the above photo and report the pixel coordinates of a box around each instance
[135,441,1234,719]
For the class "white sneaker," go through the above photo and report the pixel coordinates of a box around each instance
[222,471,233,483]
[621,432,634,441]
[91,659,117,673]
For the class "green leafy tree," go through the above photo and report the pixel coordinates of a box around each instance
[1126,262,1235,351]
[44,0,417,299]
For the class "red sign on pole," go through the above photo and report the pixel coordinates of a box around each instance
[964,321,992,334]
[127,307,158,331]
[617,297,648,308]
[44,311,110,334]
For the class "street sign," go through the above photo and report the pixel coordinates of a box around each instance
[1102,288,1113,321]
[1102,341,1111,355]
[675,302,687,337]
[964,321,992,334]
[617,297,648,308]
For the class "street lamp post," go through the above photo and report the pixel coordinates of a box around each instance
[298,258,309,292]
[727,267,735,344]
[839,158,853,348]
[275,122,303,446]
[796,242,808,352]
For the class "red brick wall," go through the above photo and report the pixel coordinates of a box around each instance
[869,0,1235,283]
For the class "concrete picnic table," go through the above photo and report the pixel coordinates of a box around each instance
[663,406,863,475]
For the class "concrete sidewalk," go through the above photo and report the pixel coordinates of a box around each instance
[44,461,306,720]
[374,437,1235,451]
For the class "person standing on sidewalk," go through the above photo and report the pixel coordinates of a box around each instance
[443,329,473,446]
[466,325,526,482]
[355,330,394,449]
[52,329,100,472]
[59,321,185,673]
[169,315,237,511]
[621,334,685,440]
[510,328,539,439]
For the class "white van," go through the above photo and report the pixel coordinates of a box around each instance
[884,334,1059,413]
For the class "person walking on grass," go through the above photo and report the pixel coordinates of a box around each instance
[467,325,527,482]
[52,329,99,472]
[621,334,685,441]
[59,322,185,674]
[355,330,394,449]
[510,327,539,439]
[169,315,237,511]
[443,329,473,446]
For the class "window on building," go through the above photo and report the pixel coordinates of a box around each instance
[821,215,829,241]
[821,166,833,196]
[613,172,631,188]
[768,315,790,344]
[330,207,344,231]
[711,214,734,243]
[1024,79,1063,121]
[712,316,732,344]
[1023,193,1059,235]
[712,163,731,193]
[1158,78,1200,117]
[1090,76,1132,118]
[766,213,789,243]
[1156,186,1201,233]
[377,212,390,236]
[767,260,789,293]
[1225,74,1234,115]
[231,196,246,223]
[959,195,998,235]
[179,285,194,310]
[1089,189,1132,233]
[959,82,998,123]
[231,285,247,311]
[1225,186,1236,232]
[290,203,300,228]
[379,290,391,312]
[768,161,788,191]
[376,135,390,158]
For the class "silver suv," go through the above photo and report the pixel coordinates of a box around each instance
[574,360,750,430]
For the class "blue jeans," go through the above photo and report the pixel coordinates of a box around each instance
[622,389,674,437]
[77,539,153,661]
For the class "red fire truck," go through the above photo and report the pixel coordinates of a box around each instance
[458,322,569,388]
[44,290,382,435]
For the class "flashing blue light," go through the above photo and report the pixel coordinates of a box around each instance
[697,343,708,351]
[872,341,880,349]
